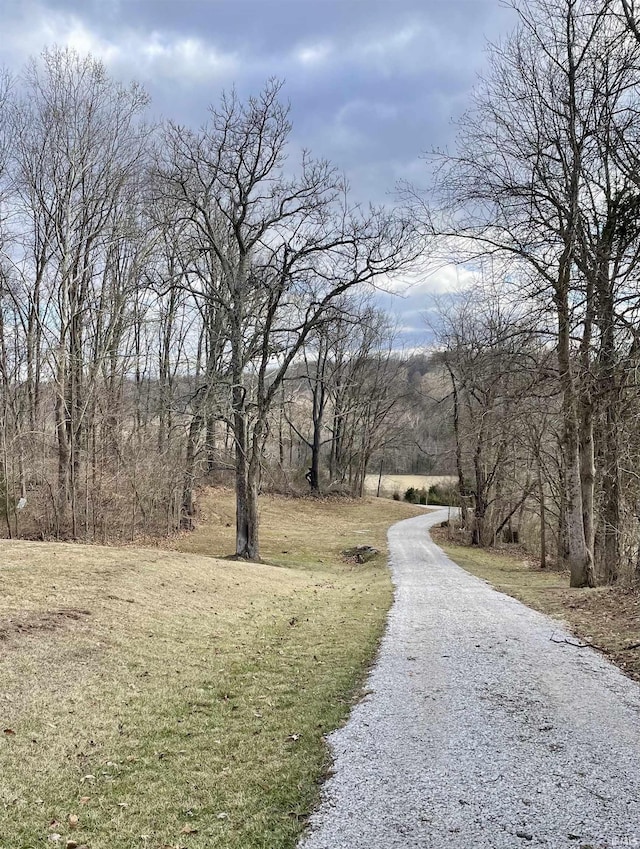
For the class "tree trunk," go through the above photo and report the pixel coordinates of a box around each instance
[579,399,595,557]
[244,449,261,561]
[600,411,620,584]
[557,459,570,568]
[236,413,263,561]
[55,351,71,535]
[181,413,203,529]
[595,242,621,584]
[557,287,595,588]
[206,415,217,473]
[578,272,595,560]
[538,461,547,569]
[233,383,250,558]
[448,364,467,500]
[309,415,321,493]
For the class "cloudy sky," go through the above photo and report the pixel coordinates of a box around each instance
[1,0,517,345]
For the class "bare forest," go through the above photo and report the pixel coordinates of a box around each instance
[0,51,434,559]
[4,0,640,591]
[414,0,640,588]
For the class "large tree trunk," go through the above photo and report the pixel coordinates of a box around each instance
[578,274,595,560]
[236,416,263,561]
[564,435,593,587]
[557,287,595,588]
[233,383,250,559]
[562,19,594,589]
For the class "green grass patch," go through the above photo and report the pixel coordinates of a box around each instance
[436,539,572,616]
[0,491,422,849]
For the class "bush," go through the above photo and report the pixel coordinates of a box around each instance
[427,483,457,506]
[404,486,427,505]
[392,491,400,501]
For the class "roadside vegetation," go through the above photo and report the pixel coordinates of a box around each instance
[434,530,640,683]
[0,491,422,849]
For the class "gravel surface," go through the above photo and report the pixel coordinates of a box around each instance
[299,509,640,849]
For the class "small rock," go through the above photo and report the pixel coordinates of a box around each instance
[516,831,533,840]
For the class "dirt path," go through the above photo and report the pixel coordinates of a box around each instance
[299,509,640,848]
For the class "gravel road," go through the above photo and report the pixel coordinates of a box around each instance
[299,509,640,849]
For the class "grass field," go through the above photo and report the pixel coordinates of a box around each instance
[0,489,422,849]
[434,533,640,683]
[363,474,456,499]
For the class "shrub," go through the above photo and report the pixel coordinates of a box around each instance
[427,483,457,506]
[404,486,430,505]
[392,491,400,501]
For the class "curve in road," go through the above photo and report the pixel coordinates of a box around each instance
[299,509,640,849]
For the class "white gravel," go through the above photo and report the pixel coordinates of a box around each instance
[299,509,640,848]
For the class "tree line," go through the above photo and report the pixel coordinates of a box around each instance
[0,50,418,558]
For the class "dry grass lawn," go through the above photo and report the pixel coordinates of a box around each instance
[433,531,640,683]
[0,489,422,849]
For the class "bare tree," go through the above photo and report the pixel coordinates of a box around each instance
[9,50,148,536]
[283,295,397,495]
[414,0,640,585]
[157,80,416,559]
[0,54,422,550]
[435,285,547,546]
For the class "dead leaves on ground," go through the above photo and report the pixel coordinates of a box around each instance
[46,836,88,848]
[179,824,198,835]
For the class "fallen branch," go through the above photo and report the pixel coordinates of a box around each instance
[550,632,590,648]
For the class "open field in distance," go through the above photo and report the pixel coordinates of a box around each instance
[363,474,457,499]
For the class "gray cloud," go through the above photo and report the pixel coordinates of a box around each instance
[0,0,516,333]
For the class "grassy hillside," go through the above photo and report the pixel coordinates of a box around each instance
[0,491,422,849]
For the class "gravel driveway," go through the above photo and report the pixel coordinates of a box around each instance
[299,509,640,849]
